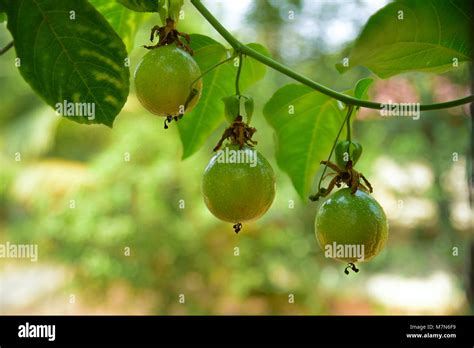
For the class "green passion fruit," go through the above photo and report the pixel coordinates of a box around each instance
[202,144,276,224]
[315,188,388,263]
[134,45,202,116]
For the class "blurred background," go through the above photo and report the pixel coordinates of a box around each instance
[0,0,472,315]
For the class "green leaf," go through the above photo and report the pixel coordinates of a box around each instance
[222,95,254,124]
[0,12,5,23]
[158,0,167,24]
[337,0,472,78]
[168,0,184,22]
[354,78,373,100]
[263,85,348,199]
[177,35,230,159]
[117,0,161,12]
[239,43,270,87]
[177,36,269,159]
[1,0,129,127]
[89,0,148,52]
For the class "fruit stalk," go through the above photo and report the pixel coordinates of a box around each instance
[317,106,354,191]
[235,54,243,96]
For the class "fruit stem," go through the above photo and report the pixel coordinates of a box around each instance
[235,53,243,96]
[346,111,352,143]
[190,0,474,111]
[189,54,236,90]
[317,106,354,192]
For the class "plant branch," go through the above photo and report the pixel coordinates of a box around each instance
[0,41,14,55]
[190,0,473,111]
[235,54,243,95]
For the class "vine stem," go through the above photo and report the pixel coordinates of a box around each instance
[235,53,243,95]
[190,0,473,111]
[0,41,14,55]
